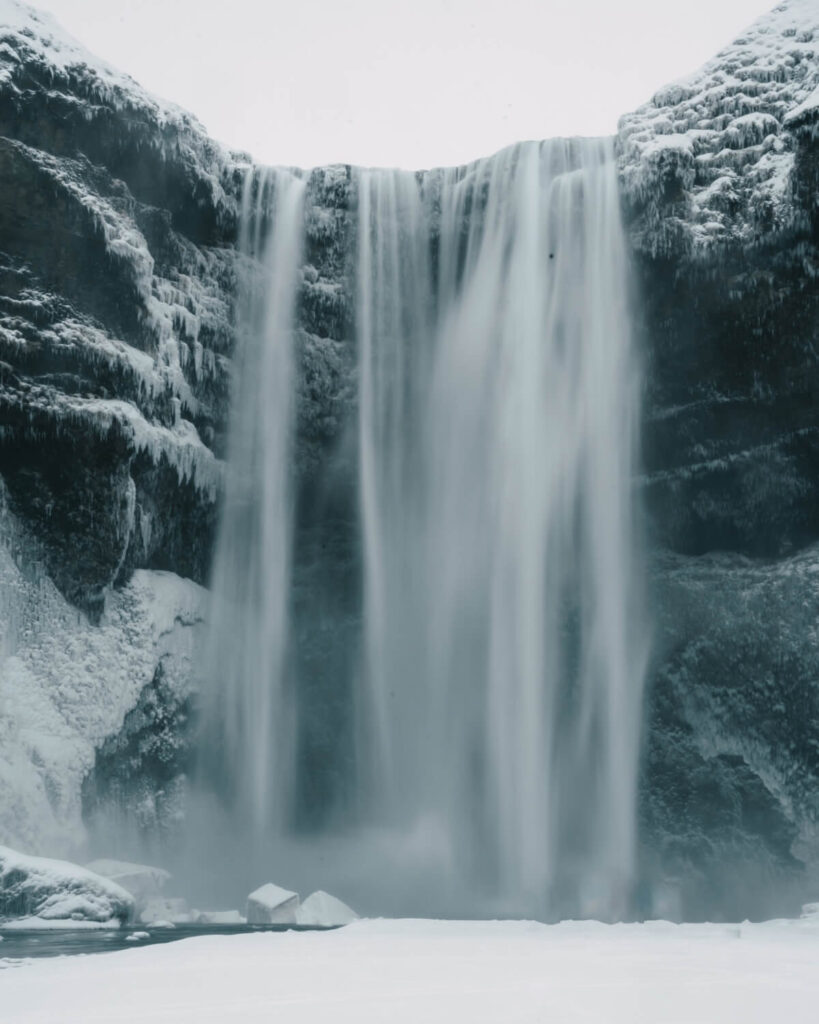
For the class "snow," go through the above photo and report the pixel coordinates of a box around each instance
[0,384,223,496]
[0,0,227,164]
[296,891,359,927]
[0,490,208,854]
[786,82,819,126]
[0,845,132,925]
[3,918,819,1022]
[0,4,239,497]
[620,0,819,255]
[246,883,300,925]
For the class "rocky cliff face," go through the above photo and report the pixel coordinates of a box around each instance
[1,0,818,918]
[620,0,819,917]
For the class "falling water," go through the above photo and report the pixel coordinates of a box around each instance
[357,140,646,917]
[203,167,305,833]
[203,140,645,919]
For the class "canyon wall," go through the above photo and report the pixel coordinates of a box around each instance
[1,0,818,917]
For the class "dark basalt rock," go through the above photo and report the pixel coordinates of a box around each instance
[0,15,239,617]
[641,549,819,918]
[82,664,195,843]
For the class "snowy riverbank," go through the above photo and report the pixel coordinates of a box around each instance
[2,918,819,1023]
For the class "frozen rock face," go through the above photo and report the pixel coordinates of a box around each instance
[0,0,234,856]
[623,0,819,558]
[0,844,133,924]
[643,547,819,919]
[246,883,300,925]
[0,481,208,856]
[621,0,819,257]
[618,1,819,915]
[0,0,241,623]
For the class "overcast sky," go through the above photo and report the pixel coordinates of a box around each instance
[30,0,776,169]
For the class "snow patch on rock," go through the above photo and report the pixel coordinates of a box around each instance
[620,0,819,255]
[0,0,234,188]
[0,495,207,856]
[0,845,132,925]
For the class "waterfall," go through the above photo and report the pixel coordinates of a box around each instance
[203,167,305,833]
[203,140,645,919]
[357,140,646,916]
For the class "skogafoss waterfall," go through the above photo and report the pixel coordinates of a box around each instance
[204,140,646,919]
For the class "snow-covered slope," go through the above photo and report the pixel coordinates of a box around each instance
[0,0,233,196]
[620,0,819,255]
[0,485,207,855]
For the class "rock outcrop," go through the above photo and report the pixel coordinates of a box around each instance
[0,844,133,925]
[620,0,819,915]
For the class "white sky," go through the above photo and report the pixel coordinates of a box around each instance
[31,0,776,169]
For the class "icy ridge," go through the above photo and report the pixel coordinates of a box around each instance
[620,0,819,255]
[0,0,234,191]
[0,3,242,494]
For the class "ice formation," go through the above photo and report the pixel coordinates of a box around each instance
[620,0,819,254]
[0,490,207,854]
[0,844,133,924]
[0,3,241,495]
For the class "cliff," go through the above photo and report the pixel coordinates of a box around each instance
[1,0,818,918]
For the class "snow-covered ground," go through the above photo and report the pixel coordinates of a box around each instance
[2,918,819,1023]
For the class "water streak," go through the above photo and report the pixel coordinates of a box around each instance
[204,167,305,833]
[357,140,646,916]
[204,141,645,918]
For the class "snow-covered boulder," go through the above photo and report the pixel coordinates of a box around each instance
[139,897,191,925]
[0,845,133,925]
[296,890,359,927]
[246,883,300,925]
[85,860,170,909]
[801,902,819,919]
